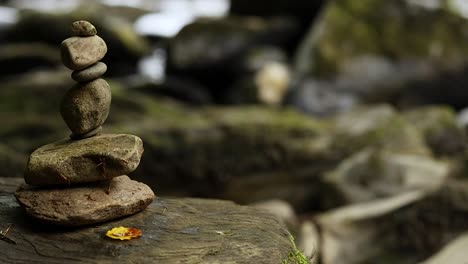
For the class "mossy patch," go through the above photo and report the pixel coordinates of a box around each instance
[296,0,468,77]
[282,234,310,264]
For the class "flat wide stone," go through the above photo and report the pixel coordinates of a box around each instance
[71,62,107,82]
[61,35,107,70]
[0,178,297,263]
[15,176,154,226]
[25,134,143,186]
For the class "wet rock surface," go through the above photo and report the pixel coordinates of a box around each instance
[0,178,298,264]
[15,175,154,226]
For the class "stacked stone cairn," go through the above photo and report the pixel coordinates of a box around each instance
[14,21,155,226]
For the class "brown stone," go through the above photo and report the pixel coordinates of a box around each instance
[24,134,144,186]
[60,78,111,136]
[1,178,298,263]
[71,20,97,36]
[15,176,154,226]
[71,62,107,82]
[61,35,107,70]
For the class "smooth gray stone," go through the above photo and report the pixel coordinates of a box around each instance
[61,35,107,70]
[24,134,144,186]
[71,62,107,82]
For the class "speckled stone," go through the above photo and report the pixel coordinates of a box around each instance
[71,20,97,36]
[61,35,107,70]
[15,176,154,226]
[24,134,144,186]
[60,78,111,136]
[71,62,107,82]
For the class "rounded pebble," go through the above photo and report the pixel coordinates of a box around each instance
[60,78,111,135]
[61,35,107,70]
[71,20,97,36]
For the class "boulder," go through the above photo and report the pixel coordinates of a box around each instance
[0,177,307,264]
[1,71,465,212]
[316,180,468,264]
[294,0,468,110]
[403,106,466,156]
[323,148,449,204]
[167,16,298,102]
[168,16,297,73]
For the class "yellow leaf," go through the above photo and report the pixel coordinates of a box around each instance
[106,226,142,240]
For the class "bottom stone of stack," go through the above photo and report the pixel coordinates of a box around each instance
[15,175,155,226]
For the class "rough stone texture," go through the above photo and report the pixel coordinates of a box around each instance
[71,62,107,82]
[71,20,97,36]
[315,179,468,264]
[0,178,298,264]
[323,149,449,204]
[15,176,154,226]
[24,134,143,186]
[61,35,107,70]
[60,78,111,136]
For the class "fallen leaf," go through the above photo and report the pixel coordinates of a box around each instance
[106,226,142,240]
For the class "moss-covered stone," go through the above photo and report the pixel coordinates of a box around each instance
[295,0,468,77]
[1,69,465,211]
[403,106,466,156]
[282,234,311,264]
[328,104,430,158]
[317,180,468,264]
[25,134,143,186]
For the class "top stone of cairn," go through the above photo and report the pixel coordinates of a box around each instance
[71,20,97,36]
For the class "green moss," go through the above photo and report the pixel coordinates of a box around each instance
[282,234,309,264]
[299,0,468,77]
[403,106,466,156]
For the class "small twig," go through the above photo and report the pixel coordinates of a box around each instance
[96,157,108,179]
[0,224,16,245]
[57,173,71,186]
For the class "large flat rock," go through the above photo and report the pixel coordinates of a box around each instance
[0,178,299,264]
[15,176,154,226]
[25,134,143,186]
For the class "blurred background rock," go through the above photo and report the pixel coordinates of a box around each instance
[3,0,468,263]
